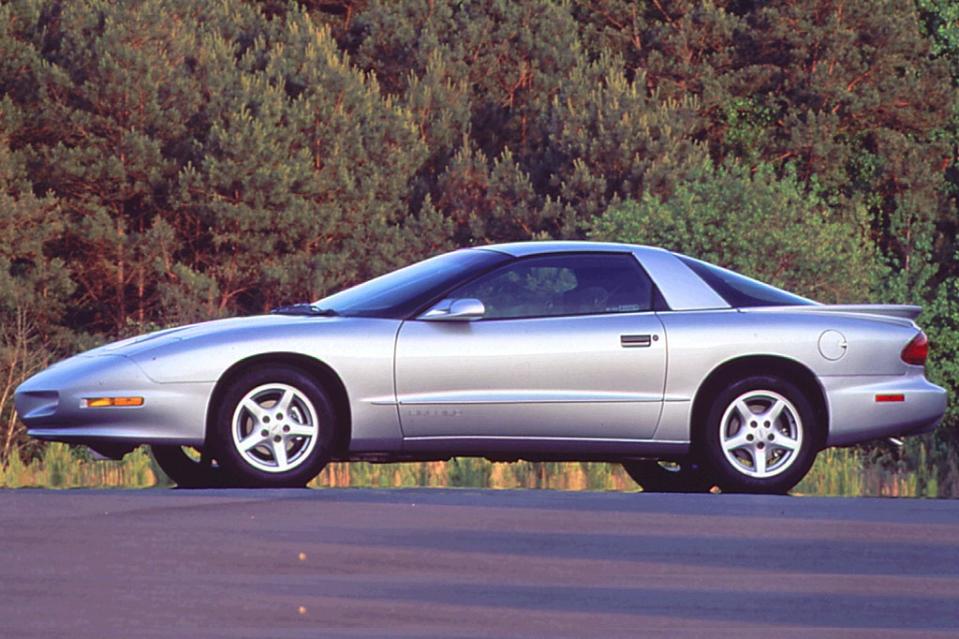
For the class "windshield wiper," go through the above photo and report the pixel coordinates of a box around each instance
[270,303,339,317]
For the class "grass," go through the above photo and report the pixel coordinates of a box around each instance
[2,441,958,497]
[0,443,160,489]
[795,441,959,498]
[309,459,637,491]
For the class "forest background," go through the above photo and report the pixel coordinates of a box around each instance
[1,0,959,495]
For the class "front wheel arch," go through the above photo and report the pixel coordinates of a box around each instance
[205,353,351,457]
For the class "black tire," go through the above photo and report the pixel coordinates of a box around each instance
[700,374,820,494]
[623,459,714,493]
[150,445,229,488]
[211,365,334,488]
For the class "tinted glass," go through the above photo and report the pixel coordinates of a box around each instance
[316,249,509,318]
[451,253,654,319]
[677,255,815,307]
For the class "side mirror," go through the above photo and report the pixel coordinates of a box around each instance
[421,298,486,321]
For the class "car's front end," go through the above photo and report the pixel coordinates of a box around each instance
[13,316,314,456]
[15,351,214,457]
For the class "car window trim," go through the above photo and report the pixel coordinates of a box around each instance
[409,251,668,321]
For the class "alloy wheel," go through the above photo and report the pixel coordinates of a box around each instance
[230,383,319,473]
[719,389,804,479]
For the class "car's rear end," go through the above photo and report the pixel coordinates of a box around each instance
[743,304,947,446]
[670,252,947,447]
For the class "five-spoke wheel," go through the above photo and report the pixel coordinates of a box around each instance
[719,390,803,479]
[231,383,320,474]
[701,375,820,494]
[213,365,334,487]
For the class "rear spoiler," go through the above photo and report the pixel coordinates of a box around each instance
[746,304,922,320]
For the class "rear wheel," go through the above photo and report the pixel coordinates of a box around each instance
[150,445,228,488]
[623,459,714,493]
[212,365,334,488]
[701,375,820,494]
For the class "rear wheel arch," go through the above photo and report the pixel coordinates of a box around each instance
[690,355,829,452]
[205,353,352,457]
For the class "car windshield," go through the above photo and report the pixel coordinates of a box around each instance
[315,249,510,318]
[677,254,816,307]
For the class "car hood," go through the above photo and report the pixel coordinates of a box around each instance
[81,314,335,358]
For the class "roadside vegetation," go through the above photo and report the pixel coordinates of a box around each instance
[1,1,958,494]
[4,442,957,498]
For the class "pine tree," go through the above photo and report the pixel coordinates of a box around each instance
[433,140,544,244]
[0,113,73,462]
[10,0,213,335]
[545,54,707,235]
[168,6,439,320]
[349,0,581,168]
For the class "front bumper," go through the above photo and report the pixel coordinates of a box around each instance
[823,371,948,446]
[15,354,213,446]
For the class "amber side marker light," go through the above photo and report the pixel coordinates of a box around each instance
[81,396,144,408]
[875,394,905,403]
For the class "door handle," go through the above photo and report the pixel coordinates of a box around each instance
[621,334,655,348]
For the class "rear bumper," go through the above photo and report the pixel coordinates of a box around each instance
[823,371,947,446]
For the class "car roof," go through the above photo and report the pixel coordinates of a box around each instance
[475,240,732,311]
[478,240,670,258]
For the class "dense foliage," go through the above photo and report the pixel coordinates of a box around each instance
[0,0,957,480]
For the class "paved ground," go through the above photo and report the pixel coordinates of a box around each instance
[1,488,958,638]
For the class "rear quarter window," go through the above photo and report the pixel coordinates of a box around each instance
[676,255,815,308]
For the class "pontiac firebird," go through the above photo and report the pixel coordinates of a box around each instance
[14,242,948,493]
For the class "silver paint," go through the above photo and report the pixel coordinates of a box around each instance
[15,241,948,465]
[818,330,848,361]
[395,312,666,439]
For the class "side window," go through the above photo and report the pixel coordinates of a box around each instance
[451,253,654,319]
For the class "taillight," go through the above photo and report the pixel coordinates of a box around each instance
[901,331,929,366]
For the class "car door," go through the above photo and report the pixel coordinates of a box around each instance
[394,252,667,440]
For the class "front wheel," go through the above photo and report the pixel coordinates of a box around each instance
[701,375,820,494]
[212,365,334,488]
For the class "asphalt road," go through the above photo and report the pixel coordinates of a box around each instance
[1,489,958,638]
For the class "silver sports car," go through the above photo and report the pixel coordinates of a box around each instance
[15,241,947,493]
